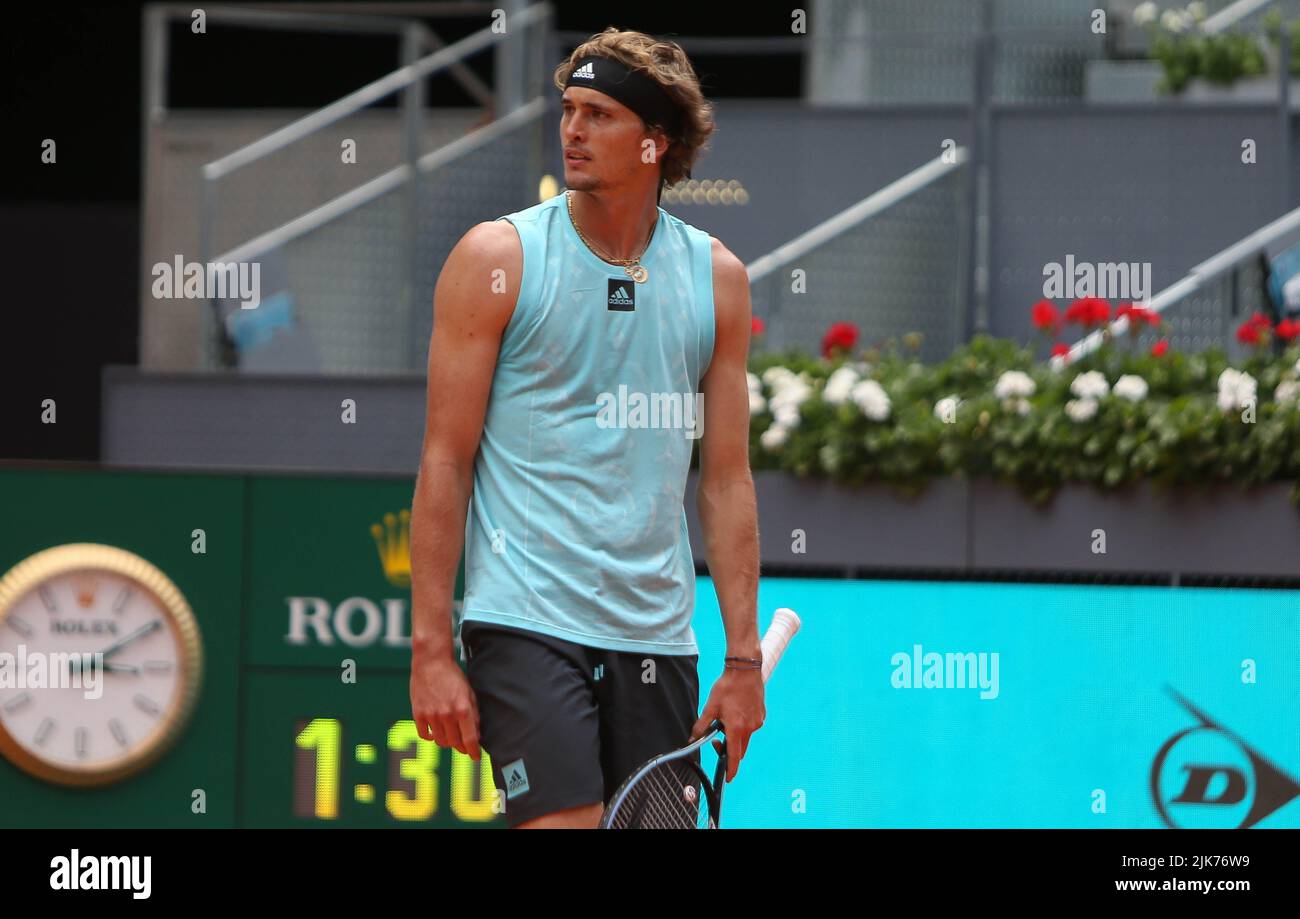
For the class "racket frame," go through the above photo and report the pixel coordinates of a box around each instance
[598,608,800,829]
[598,717,728,829]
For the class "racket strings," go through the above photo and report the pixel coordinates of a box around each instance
[612,760,710,829]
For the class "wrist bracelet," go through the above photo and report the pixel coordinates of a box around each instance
[725,655,763,665]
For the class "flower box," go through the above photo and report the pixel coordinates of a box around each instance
[684,471,1300,578]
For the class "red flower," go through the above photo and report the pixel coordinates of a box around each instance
[1051,343,1071,357]
[1276,318,1300,341]
[821,322,859,359]
[1116,302,1159,327]
[1065,297,1111,328]
[1235,313,1271,346]
[751,316,766,337]
[1151,338,1170,357]
[1031,299,1061,333]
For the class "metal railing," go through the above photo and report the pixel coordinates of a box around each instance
[1202,0,1295,34]
[198,1,550,259]
[182,2,552,371]
[746,149,972,364]
[143,3,505,119]
[1052,202,1300,368]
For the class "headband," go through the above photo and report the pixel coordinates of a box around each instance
[563,55,682,138]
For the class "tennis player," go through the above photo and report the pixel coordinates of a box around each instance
[410,27,762,829]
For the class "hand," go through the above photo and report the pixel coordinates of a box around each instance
[410,651,481,760]
[689,667,765,783]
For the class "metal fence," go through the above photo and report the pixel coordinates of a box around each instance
[208,103,544,374]
[808,0,1109,105]
[747,150,971,363]
[190,2,553,373]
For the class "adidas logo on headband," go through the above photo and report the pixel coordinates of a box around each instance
[564,55,682,137]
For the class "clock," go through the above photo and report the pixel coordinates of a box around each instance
[0,543,203,787]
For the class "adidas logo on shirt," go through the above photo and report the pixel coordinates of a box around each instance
[571,62,595,79]
[607,279,635,311]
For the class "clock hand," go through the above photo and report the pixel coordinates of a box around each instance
[61,658,141,678]
[60,621,164,678]
[95,619,163,661]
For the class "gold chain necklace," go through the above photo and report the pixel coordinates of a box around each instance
[566,190,653,283]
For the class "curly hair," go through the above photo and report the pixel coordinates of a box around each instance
[553,27,715,191]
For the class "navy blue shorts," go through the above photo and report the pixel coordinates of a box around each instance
[462,620,700,828]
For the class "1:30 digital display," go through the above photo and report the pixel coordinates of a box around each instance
[292,717,498,822]
[240,671,504,828]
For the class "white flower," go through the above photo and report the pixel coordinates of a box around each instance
[760,424,789,451]
[1216,368,1257,412]
[934,395,962,423]
[768,375,812,416]
[1160,9,1188,32]
[1187,2,1207,22]
[1065,398,1099,422]
[1294,357,1300,375]
[761,366,795,388]
[1004,396,1032,416]
[748,390,767,416]
[1274,380,1300,405]
[1113,374,1149,402]
[850,379,891,421]
[1070,370,1110,400]
[772,404,802,428]
[822,366,860,406]
[746,372,761,393]
[1133,1,1158,25]
[994,370,1036,399]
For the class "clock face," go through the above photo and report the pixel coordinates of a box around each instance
[0,545,202,786]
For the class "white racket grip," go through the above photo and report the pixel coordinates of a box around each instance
[759,607,801,684]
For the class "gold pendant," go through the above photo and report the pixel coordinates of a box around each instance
[627,264,649,284]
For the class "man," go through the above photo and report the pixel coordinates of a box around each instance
[409,27,762,829]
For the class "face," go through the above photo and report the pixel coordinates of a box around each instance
[561,86,667,192]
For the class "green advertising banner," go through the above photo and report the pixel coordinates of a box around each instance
[0,467,488,829]
[239,474,491,827]
[244,475,465,669]
[0,468,245,828]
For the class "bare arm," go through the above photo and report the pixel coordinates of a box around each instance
[690,238,765,781]
[697,238,761,659]
[409,219,521,759]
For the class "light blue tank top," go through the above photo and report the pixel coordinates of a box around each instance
[460,191,716,656]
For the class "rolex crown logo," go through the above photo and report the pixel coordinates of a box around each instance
[74,574,98,608]
[370,509,412,588]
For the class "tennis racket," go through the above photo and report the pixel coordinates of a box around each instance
[598,607,801,829]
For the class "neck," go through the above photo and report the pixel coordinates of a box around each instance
[567,186,660,261]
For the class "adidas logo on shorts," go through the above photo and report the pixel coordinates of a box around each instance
[503,758,531,798]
